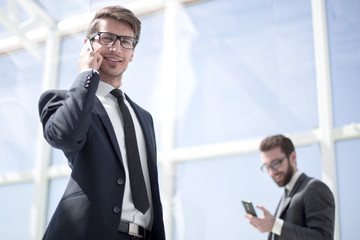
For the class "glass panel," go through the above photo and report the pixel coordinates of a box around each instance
[327,0,360,126]
[0,1,30,38]
[0,182,33,240]
[0,26,8,38]
[58,32,85,89]
[336,138,360,239]
[46,177,69,225]
[51,148,68,166]
[173,143,321,240]
[37,0,91,22]
[0,49,44,173]
[89,0,135,12]
[37,0,138,22]
[176,0,317,147]
[296,143,322,179]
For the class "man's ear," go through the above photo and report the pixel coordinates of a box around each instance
[290,151,297,165]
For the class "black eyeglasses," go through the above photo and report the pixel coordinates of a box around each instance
[89,32,138,50]
[260,157,286,172]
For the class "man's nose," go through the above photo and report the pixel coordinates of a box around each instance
[267,167,278,175]
[109,39,122,51]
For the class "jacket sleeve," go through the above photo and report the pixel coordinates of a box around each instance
[38,70,100,152]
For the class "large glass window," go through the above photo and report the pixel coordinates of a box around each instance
[0,183,33,240]
[175,0,317,148]
[58,33,85,89]
[327,0,360,126]
[336,138,360,239]
[0,49,43,173]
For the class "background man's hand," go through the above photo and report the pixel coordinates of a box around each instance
[245,205,275,233]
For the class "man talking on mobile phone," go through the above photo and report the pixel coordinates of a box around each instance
[245,134,335,240]
[38,6,165,240]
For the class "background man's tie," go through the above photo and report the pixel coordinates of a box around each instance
[111,89,150,214]
[276,188,289,218]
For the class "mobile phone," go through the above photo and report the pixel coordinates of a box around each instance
[85,39,93,51]
[242,200,257,217]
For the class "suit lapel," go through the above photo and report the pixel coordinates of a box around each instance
[280,173,307,216]
[93,97,123,163]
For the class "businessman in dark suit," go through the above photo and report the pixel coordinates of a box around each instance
[38,6,165,240]
[245,135,335,240]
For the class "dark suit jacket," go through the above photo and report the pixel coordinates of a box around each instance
[38,70,165,240]
[269,173,335,240]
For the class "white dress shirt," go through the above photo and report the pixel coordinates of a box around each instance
[96,81,153,229]
[272,170,303,236]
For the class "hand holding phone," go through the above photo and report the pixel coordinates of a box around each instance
[78,38,102,72]
[242,200,257,217]
[85,39,93,51]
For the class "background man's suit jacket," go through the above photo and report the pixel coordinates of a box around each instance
[269,173,335,240]
[38,70,165,240]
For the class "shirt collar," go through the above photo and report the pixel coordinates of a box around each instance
[285,170,302,193]
[96,81,124,98]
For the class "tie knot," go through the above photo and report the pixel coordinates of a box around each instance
[285,188,289,197]
[110,88,123,99]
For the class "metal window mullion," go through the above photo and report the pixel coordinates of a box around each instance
[311,1,340,240]
[30,30,60,240]
[160,1,182,239]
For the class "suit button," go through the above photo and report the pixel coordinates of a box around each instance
[117,179,124,185]
[83,75,92,88]
[113,206,121,214]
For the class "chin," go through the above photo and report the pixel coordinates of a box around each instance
[275,180,285,187]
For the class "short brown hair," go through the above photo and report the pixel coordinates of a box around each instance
[260,134,295,157]
[86,6,141,41]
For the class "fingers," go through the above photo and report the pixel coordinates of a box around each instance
[256,205,270,215]
[244,205,275,233]
[245,214,258,226]
[245,215,266,232]
[78,41,102,72]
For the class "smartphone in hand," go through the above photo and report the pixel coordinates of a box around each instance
[242,200,257,217]
[85,39,93,51]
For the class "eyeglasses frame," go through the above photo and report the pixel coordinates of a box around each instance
[89,32,138,50]
[260,156,288,172]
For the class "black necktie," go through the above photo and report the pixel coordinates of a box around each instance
[111,89,150,214]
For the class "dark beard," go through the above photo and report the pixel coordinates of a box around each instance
[281,159,294,186]
[273,158,294,187]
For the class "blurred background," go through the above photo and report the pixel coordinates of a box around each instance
[0,0,359,239]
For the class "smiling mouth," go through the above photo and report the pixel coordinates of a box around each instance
[274,173,282,182]
[104,56,122,63]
